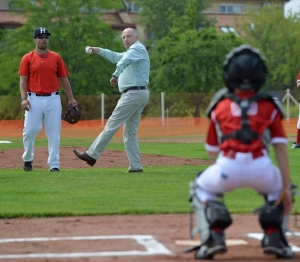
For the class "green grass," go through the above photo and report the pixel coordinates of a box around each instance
[0,138,299,218]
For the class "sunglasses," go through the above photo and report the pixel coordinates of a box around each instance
[36,36,49,39]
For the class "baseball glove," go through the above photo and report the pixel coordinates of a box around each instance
[63,102,82,124]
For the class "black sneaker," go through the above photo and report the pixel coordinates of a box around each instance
[126,169,143,173]
[50,168,60,172]
[23,161,33,171]
[292,142,300,149]
[262,232,294,258]
[195,231,227,259]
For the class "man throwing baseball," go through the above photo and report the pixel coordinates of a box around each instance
[188,45,294,260]
[73,28,150,173]
[19,27,79,172]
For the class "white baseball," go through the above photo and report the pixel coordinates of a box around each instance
[85,47,92,54]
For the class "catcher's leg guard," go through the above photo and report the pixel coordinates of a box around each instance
[259,202,294,259]
[190,195,232,259]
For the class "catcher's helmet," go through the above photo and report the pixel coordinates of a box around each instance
[223,44,267,92]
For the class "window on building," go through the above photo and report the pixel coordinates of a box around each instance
[219,4,245,14]
[124,1,141,13]
[8,0,19,9]
[219,26,239,36]
[8,0,35,9]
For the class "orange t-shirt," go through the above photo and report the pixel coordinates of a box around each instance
[18,50,69,94]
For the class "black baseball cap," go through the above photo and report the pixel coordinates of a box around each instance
[33,27,51,38]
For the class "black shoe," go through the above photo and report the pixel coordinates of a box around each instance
[195,231,227,259]
[23,161,33,171]
[292,142,300,149]
[262,231,294,258]
[73,149,96,166]
[50,168,60,172]
[126,169,143,173]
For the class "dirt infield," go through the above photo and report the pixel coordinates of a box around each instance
[0,146,213,170]
[1,145,300,261]
[1,214,300,261]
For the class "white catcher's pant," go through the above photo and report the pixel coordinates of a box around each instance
[195,151,282,202]
[87,89,150,170]
[22,92,62,170]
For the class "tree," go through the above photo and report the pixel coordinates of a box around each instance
[134,0,214,41]
[237,5,300,90]
[149,13,242,93]
[148,0,242,93]
[0,0,124,96]
[149,28,242,119]
[147,0,242,120]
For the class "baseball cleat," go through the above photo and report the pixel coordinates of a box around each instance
[262,232,294,259]
[50,168,60,172]
[23,161,33,171]
[73,149,96,166]
[126,169,143,173]
[195,231,227,259]
[292,142,300,149]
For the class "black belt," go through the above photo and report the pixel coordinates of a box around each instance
[122,86,147,93]
[28,92,59,96]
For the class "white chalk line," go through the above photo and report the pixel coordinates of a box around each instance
[0,235,172,260]
[175,239,248,246]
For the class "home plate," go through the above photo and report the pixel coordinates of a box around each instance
[175,239,248,246]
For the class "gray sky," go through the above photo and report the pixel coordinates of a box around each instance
[285,0,300,17]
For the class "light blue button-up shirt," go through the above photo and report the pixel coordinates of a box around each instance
[98,41,150,93]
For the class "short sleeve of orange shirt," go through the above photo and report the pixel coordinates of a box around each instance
[18,50,69,94]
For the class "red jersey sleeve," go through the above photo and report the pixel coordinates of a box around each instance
[205,112,220,153]
[18,53,30,76]
[268,109,287,144]
[56,54,69,77]
[297,72,300,84]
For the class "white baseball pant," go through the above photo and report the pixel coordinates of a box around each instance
[87,89,150,170]
[195,151,282,202]
[22,92,62,170]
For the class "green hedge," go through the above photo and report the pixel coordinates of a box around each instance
[1,90,297,120]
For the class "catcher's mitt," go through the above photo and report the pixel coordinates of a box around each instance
[63,102,82,124]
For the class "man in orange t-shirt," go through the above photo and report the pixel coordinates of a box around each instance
[18,27,79,172]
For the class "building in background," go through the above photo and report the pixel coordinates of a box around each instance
[0,0,289,42]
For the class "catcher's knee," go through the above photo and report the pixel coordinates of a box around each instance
[258,201,291,247]
[206,200,233,229]
[257,183,300,232]
[189,173,232,242]
[191,196,232,242]
[258,201,283,230]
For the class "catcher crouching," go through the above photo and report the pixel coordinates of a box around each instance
[187,44,296,260]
